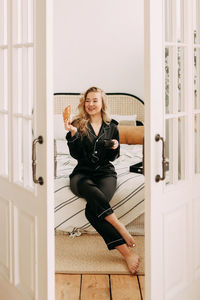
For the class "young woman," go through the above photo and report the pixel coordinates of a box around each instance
[64,86,140,274]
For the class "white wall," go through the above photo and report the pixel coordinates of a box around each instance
[54,0,144,100]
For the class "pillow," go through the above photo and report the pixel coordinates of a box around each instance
[54,114,75,140]
[118,126,144,145]
[55,139,69,155]
[54,139,68,178]
[54,115,67,140]
[110,114,137,126]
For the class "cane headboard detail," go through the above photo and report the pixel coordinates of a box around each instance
[54,93,144,125]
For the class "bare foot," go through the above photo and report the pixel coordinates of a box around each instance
[124,251,140,274]
[117,222,136,248]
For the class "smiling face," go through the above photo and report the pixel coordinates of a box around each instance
[84,92,103,117]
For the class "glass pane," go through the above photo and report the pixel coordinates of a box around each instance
[22,47,28,114]
[0,113,8,176]
[27,47,34,115]
[0,0,7,45]
[178,117,185,180]
[165,118,181,185]
[0,50,3,109]
[13,117,23,183]
[165,118,174,185]
[22,0,28,42]
[195,114,200,174]
[176,0,184,43]
[27,0,33,43]
[17,0,22,43]
[13,48,23,113]
[165,47,173,114]
[177,47,185,112]
[165,0,174,42]
[23,119,34,188]
[0,49,8,110]
[194,0,200,44]
[13,117,34,188]
[194,48,200,109]
[18,47,23,113]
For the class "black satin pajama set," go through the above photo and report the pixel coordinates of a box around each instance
[66,119,126,250]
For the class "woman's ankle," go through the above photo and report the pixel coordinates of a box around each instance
[115,243,132,258]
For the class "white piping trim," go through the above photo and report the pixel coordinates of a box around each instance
[88,129,97,138]
[68,132,79,143]
[107,238,124,246]
[98,207,113,218]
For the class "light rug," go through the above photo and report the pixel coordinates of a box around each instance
[55,233,144,275]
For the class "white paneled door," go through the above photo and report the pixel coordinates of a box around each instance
[145,0,200,299]
[0,1,54,300]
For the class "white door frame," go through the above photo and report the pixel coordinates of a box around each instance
[144,0,200,299]
[0,0,54,299]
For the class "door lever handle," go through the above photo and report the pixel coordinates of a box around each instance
[155,134,166,182]
[32,136,44,185]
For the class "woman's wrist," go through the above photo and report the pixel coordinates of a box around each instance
[71,128,77,137]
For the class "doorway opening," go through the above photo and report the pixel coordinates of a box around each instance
[53,0,145,298]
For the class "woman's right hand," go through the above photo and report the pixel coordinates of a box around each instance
[64,120,77,137]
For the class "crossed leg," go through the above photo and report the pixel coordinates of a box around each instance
[70,173,140,274]
[85,206,140,274]
[105,213,136,248]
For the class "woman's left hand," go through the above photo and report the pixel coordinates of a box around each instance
[111,139,119,150]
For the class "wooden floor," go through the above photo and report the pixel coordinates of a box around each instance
[55,273,145,300]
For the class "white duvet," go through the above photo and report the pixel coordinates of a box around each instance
[54,142,144,236]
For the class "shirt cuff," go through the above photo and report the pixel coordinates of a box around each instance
[66,131,80,143]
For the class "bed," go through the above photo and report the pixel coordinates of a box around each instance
[54,93,145,237]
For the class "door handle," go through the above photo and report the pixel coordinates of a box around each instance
[32,136,44,185]
[155,134,166,182]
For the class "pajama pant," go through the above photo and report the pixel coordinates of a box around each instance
[70,173,126,250]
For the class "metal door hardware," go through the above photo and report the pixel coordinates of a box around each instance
[32,136,44,185]
[155,134,166,182]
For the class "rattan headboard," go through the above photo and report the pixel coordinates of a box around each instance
[54,93,144,125]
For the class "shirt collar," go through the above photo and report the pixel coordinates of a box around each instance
[88,120,110,138]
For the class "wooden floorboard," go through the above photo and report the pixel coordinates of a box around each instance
[55,274,81,300]
[55,273,144,300]
[138,275,145,300]
[81,274,110,300]
[110,275,141,300]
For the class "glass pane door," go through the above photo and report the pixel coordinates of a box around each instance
[194,0,200,173]
[165,0,187,185]
[12,0,34,188]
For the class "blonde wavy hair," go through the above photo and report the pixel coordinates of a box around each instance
[72,87,111,136]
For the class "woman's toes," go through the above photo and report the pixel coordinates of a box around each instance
[125,252,140,274]
[129,264,139,274]
[132,263,140,274]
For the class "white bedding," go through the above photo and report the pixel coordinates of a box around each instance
[54,142,145,236]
